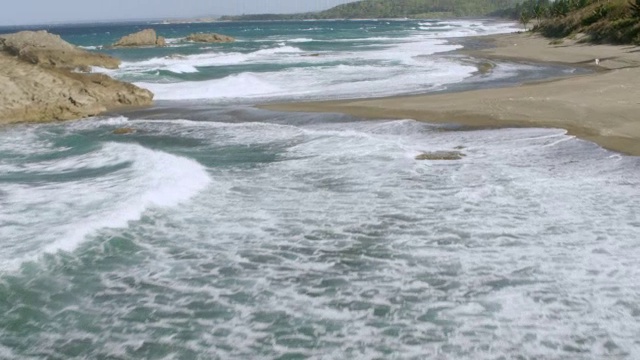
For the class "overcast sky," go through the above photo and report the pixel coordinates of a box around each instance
[1,0,358,26]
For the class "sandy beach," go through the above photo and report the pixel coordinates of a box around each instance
[263,32,640,155]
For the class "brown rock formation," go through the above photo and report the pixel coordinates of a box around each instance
[415,151,466,161]
[0,31,153,124]
[186,33,235,43]
[0,30,120,70]
[112,29,166,48]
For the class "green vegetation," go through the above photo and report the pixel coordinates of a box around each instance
[499,0,640,44]
[220,0,519,21]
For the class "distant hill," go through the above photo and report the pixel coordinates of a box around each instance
[220,0,519,21]
[500,0,640,44]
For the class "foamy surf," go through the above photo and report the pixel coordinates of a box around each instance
[1,107,639,359]
[7,19,637,360]
[106,19,519,102]
[118,45,306,72]
[0,139,211,271]
[138,72,284,100]
[137,57,477,101]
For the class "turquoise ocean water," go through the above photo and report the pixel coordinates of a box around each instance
[1,19,639,359]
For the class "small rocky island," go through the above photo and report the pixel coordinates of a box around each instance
[110,30,235,47]
[0,31,153,123]
[186,33,235,43]
[112,29,166,47]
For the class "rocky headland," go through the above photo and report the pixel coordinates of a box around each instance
[186,33,235,43]
[1,30,120,71]
[112,29,166,48]
[0,31,153,124]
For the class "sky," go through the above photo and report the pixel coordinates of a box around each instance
[0,0,359,26]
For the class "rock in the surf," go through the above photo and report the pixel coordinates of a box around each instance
[415,151,466,161]
[185,33,235,43]
[0,31,154,123]
[113,127,137,135]
[112,29,166,47]
[0,30,120,70]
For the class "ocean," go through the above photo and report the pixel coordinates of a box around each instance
[1,19,640,359]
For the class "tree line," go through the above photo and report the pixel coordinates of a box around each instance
[497,0,640,44]
[221,0,522,21]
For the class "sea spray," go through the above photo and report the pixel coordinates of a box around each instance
[0,139,211,270]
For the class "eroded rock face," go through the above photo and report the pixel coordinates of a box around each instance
[0,30,120,70]
[112,29,165,47]
[186,33,235,43]
[0,31,154,124]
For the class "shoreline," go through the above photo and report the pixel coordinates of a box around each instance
[262,32,640,156]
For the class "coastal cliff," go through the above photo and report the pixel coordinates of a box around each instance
[0,31,153,124]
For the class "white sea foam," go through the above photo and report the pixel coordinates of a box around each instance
[137,54,475,101]
[4,19,639,359]
[138,72,283,100]
[115,19,518,102]
[286,38,315,43]
[2,116,640,358]
[0,140,211,270]
[138,42,463,100]
[420,20,520,38]
[107,45,306,75]
[95,118,637,358]
[165,64,199,74]
[0,344,15,359]
[69,115,131,129]
[252,45,304,55]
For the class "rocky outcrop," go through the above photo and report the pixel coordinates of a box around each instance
[112,29,166,48]
[0,31,153,124]
[185,33,235,43]
[415,151,466,161]
[0,30,120,70]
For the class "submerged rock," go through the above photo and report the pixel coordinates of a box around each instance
[476,61,495,75]
[0,30,120,70]
[415,151,466,161]
[113,127,137,135]
[0,31,153,123]
[186,33,235,43]
[112,29,166,48]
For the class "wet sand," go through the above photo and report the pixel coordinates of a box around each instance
[263,33,640,155]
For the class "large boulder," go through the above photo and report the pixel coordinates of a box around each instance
[186,33,235,43]
[0,30,120,70]
[0,31,154,124]
[112,29,166,48]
